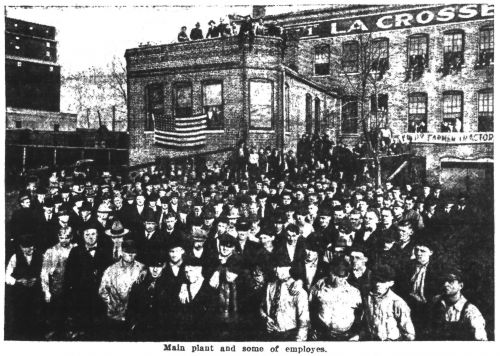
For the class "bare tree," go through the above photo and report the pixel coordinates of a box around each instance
[107,55,128,104]
[331,31,391,187]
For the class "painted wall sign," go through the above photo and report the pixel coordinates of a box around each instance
[290,4,494,38]
[394,132,494,144]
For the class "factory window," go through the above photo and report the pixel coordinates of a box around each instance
[202,80,224,130]
[249,79,273,129]
[478,89,493,132]
[17,61,22,67]
[53,124,60,132]
[408,93,427,133]
[46,51,50,57]
[285,83,290,131]
[477,26,494,67]
[342,41,359,73]
[314,45,330,76]
[442,91,463,132]
[15,121,22,129]
[49,66,54,72]
[371,38,389,77]
[441,30,464,74]
[46,42,51,48]
[174,82,193,118]
[342,95,358,133]
[407,34,428,80]
[370,93,388,129]
[145,83,164,132]
[15,45,20,50]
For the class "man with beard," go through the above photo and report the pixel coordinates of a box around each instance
[309,257,363,341]
[41,227,77,339]
[353,209,382,252]
[63,222,113,340]
[99,240,144,340]
[126,250,175,341]
[428,268,487,340]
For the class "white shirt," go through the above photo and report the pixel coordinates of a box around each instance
[6,254,33,285]
[304,260,318,289]
[170,263,180,277]
[286,243,296,262]
[188,278,204,300]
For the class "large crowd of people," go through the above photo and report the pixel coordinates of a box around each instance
[5,134,492,341]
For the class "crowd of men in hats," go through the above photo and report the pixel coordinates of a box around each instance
[5,137,490,341]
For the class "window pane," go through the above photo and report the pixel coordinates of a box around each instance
[444,32,463,53]
[315,45,330,75]
[203,83,222,106]
[176,85,192,108]
[146,83,164,131]
[442,92,463,132]
[480,28,494,51]
[342,96,358,133]
[409,35,427,56]
[342,42,359,72]
[250,80,273,129]
[408,93,427,133]
[372,39,388,58]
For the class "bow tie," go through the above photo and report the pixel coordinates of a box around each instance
[87,247,97,252]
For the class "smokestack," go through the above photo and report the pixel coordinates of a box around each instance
[253,6,266,19]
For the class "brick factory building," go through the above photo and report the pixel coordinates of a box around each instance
[126,4,493,193]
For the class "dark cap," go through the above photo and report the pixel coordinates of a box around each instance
[184,255,203,267]
[219,233,236,247]
[235,221,251,232]
[304,235,322,253]
[122,239,137,254]
[440,267,463,283]
[18,234,35,248]
[372,264,396,282]
[329,256,350,277]
[43,198,55,208]
[225,255,243,275]
[143,251,165,267]
[143,209,157,223]
[414,236,436,252]
[167,237,186,251]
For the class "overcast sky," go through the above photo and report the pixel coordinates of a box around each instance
[5,3,333,74]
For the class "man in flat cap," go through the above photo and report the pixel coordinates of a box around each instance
[396,236,440,339]
[5,234,44,339]
[428,268,487,340]
[8,191,37,251]
[99,239,144,340]
[360,264,415,341]
[309,257,363,340]
[260,255,309,341]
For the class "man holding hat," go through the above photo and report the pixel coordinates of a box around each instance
[309,257,363,341]
[5,234,44,339]
[360,264,415,341]
[105,220,131,262]
[259,254,309,341]
[428,268,487,340]
[99,239,144,340]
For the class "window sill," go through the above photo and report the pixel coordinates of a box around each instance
[249,129,274,133]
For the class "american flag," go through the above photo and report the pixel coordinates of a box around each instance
[154,114,207,149]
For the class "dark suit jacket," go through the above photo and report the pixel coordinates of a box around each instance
[273,237,307,265]
[177,280,217,341]
[234,239,260,269]
[347,267,372,297]
[396,260,441,305]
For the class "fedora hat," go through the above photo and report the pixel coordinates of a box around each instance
[105,220,130,237]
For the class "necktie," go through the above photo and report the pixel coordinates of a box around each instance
[113,245,120,261]
[269,281,282,322]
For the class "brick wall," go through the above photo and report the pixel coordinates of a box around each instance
[6,107,76,131]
